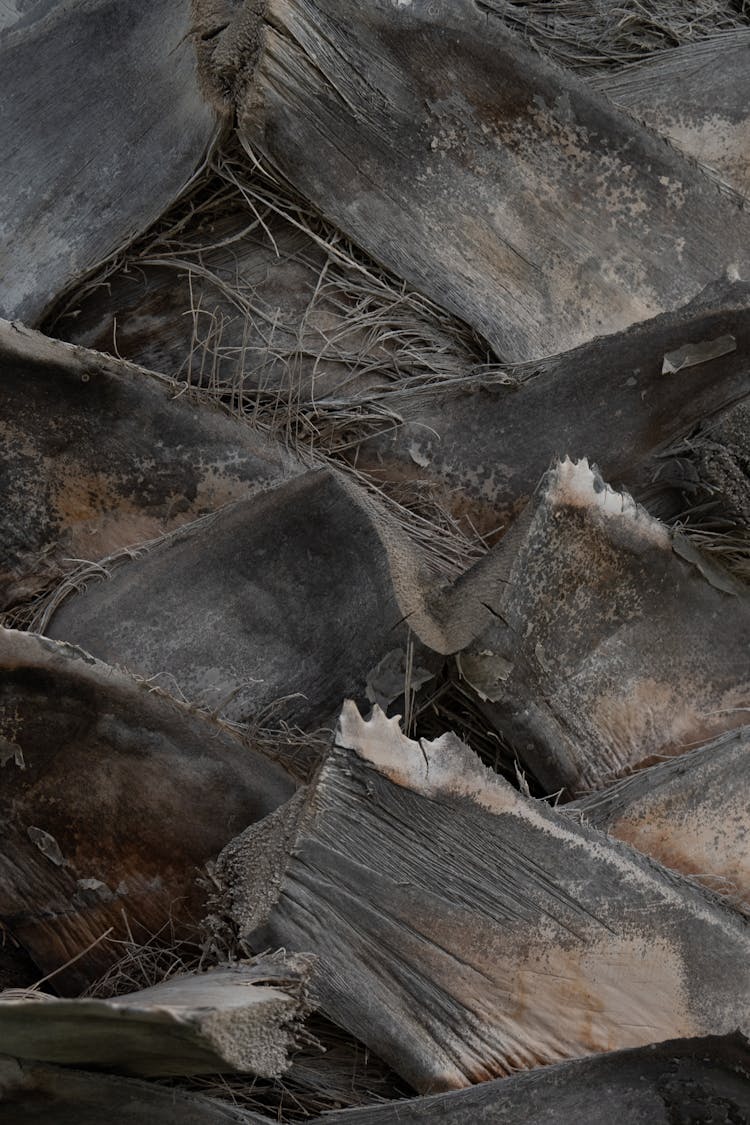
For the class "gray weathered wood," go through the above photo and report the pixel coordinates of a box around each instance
[0,319,296,613]
[0,627,294,993]
[568,728,750,913]
[0,959,309,1077]
[308,1033,750,1124]
[352,280,750,538]
[451,458,750,796]
[0,1056,265,1124]
[0,0,218,324]
[208,0,750,360]
[210,703,750,1093]
[594,30,750,198]
[46,470,442,727]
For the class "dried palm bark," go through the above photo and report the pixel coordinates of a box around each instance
[594,30,750,198]
[352,281,750,537]
[0,959,310,1077]
[0,627,294,993]
[0,0,217,324]
[308,1033,750,1124]
[201,0,750,361]
[209,703,750,1093]
[46,470,442,726]
[568,728,750,913]
[0,1057,266,1124]
[0,320,297,615]
[452,458,750,796]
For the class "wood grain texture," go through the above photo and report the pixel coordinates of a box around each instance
[211,703,750,1092]
[569,727,750,913]
[352,281,750,538]
[453,458,750,796]
[0,0,217,323]
[310,1033,750,1124]
[0,320,296,612]
[47,469,442,726]
[218,0,750,360]
[0,627,295,993]
[594,29,750,198]
[0,960,309,1077]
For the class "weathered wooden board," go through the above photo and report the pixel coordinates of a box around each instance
[310,1033,750,1124]
[594,30,750,199]
[0,627,294,993]
[0,1056,265,1124]
[209,0,750,360]
[0,320,296,612]
[0,0,218,324]
[569,728,750,913]
[452,458,750,796]
[353,280,750,538]
[0,960,309,1077]
[211,703,750,1093]
[46,470,442,727]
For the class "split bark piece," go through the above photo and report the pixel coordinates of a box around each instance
[451,457,750,796]
[0,320,296,612]
[308,1033,750,1124]
[568,728,750,913]
[0,1057,266,1124]
[352,280,750,538]
[210,703,750,1093]
[0,627,294,994]
[0,959,310,1077]
[594,30,750,198]
[47,470,442,727]
[0,0,217,323]
[209,0,750,360]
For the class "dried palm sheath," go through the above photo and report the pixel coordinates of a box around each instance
[0,959,309,1077]
[593,30,750,198]
[0,320,296,613]
[46,470,442,726]
[306,1033,750,1124]
[52,211,382,402]
[0,1057,266,1124]
[450,458,750,797]
[204,0,750,362]
[567,728,750,913]
[0,1,217,324]
[209,703,750,1093]
[0,627,294,993]
[353,280,750,537]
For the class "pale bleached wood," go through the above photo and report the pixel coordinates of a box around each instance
[451,458,750,795]
[568,727,750,913]
[206,0,750,360]
[209,703,750,1093]
[0,627,294,993]
[0,959,310,1077]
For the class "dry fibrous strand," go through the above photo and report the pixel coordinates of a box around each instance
[203,0,750,361]
[0,958,310,1078]
[567,726,750,913]
[351,280,750,539]
[0,1056,267,1124]
[45,469,444,728]
[592,29,750,198]
[207,702,750,1093]
[299,1033,750,1124]
[0,319,297,617]
[0,627,294,994]
[451,457,750,797]
[0,0,217,324]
